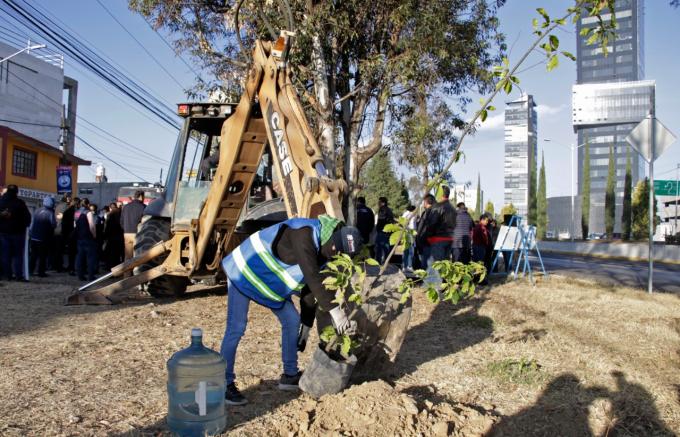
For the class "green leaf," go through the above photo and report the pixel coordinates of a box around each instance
[348,293,363,305]
[553,18,566,25]
[503,80,512,94]
[340,335,352,357]
[389,231,403,246]
[320,325,336,343]
[364,258,379,266]
[400,290,410,304]
[549,35,559,50]
[532,18,539,29]
[426,287,440,303]
[580,27,592,37]
[383,223,402,233]
[561,50,576,61]
[480,109,488,122]
[546,55,559,72]
[413,269,427,278]
[487,105,496,111]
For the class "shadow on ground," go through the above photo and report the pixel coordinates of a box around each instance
[488,371,676,437]
[384,290,494,382]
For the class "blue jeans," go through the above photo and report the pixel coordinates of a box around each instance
[425,241,451,287]
[375,232,391,264]
[220,280,300,385]
[402,245,414,270]
[76,239,98,280]
[1,233,26,280]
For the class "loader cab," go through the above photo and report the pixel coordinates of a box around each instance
[156,102,281,229]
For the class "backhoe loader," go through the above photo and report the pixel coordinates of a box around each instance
[66,30,410,377]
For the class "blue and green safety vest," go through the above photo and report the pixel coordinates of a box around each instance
[221,218,321,308]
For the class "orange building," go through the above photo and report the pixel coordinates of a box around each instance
[0,126,90,210]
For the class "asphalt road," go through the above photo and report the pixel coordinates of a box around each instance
[524,252,680,293]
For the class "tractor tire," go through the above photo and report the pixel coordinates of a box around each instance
[347,265,412,382]
[134,217,189,298]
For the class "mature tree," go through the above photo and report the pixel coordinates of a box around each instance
[528,145,538,225]
[604,144,616,236]
[359,150,409,214]
[537,151,547,239]
[500,203,518,219]
[622,148,632,240]
[485,201,495,217]
[392,91,458,186]
[130,0,506,221]
[581,140,591,239]
[632,178,659,240]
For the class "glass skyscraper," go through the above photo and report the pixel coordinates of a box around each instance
[573,0,653,234]
[504,94,537,221]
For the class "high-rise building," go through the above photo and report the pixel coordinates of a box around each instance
[573,0,653,235]
[504,94,537,221]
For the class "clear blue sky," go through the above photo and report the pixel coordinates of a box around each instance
[3,1,679,205]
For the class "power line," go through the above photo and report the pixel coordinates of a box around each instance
[1,0,181,129]
[4,65,172,164]
[141,16,202,79]
[76,134,151,183]
[0,117,60,127]
[93,0,187,91]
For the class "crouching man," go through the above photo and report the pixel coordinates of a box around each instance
[220,215,363,405]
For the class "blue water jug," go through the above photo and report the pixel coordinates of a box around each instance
[167,328,226,436]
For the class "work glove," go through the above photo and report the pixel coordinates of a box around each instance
[329,306,356,335]
[297,324,311,352]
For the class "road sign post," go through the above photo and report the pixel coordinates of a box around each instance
[626,115,677,293]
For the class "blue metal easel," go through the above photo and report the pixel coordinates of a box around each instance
[491,215,547,285]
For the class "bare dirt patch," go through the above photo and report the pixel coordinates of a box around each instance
[0,274,678,436]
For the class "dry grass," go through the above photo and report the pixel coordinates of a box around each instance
[0,273,678,436]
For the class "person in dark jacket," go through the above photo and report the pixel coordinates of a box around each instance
[51,194,71,272]
[452,202,474,263]
[29,196,57,277]
[0,185,31,281]
[63,197,79,275]
[103,202,124,269]
[75,203,99,281]
[472,214,490,263]
[415,194,435,269]
[219,216,364,405]
[374,197,394,264]
[355,196,375,245]
[120,191,146,262]
[421,186,456,285]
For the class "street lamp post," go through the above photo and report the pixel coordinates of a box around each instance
[544,139,588,242]
[675,163,679,235]
[0,41,46,64]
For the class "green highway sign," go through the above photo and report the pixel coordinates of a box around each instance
[654,180,679,196]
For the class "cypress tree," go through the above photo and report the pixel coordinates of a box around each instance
[622,148,632,240]
[474,173,482,219]
[632,178,658,240]
[528,145,537,225]
[581,140,591,239]
[604,144,616,236]
[537,151,547,239]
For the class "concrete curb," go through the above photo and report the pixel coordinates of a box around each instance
[537,241,680,265]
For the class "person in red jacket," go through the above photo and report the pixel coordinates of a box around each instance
[472,214,490,263]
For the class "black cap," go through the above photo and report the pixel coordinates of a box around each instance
[331,226,363,258]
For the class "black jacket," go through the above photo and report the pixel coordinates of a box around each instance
[376,205,394,233]
[0,191,31,235]
[355,204,375,243]
[422,200,456,240]
[272,227,335,326]
[120,199,146,233]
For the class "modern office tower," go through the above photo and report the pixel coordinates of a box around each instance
[504,94,538,222]
[573,0,654,235]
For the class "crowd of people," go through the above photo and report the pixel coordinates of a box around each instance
[355,187,508,283]
[0,184,147,283]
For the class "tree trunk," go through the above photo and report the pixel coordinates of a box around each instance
[310,33,336,175]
